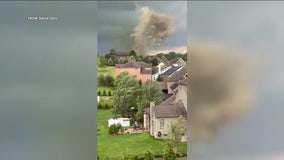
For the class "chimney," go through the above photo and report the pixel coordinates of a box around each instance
[150,101,155,136]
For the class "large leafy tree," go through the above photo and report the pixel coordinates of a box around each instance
[98,56,107,68]
[136,80,163,122]
[113,72,139,117]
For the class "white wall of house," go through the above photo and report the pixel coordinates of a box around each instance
[152,65,172,80]
[151,117,187,141]
[175,85,187,112]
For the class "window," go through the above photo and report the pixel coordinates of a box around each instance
[160,119,164,129]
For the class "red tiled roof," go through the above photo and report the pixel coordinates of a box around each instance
[116,52,129,56]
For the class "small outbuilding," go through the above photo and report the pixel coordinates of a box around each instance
[108,118,131,127]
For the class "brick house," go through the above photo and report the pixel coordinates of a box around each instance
[115,52,129,61]
[115,61,153,84]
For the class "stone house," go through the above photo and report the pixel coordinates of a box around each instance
[143,78,188,141]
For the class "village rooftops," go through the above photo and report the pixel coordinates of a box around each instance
[161,66,182,76]
[115,52,129,56]
[167,66,188,82]
[115,61,152,68]
[152,100,187,118]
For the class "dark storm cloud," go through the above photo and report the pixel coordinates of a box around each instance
[98,1,187,54]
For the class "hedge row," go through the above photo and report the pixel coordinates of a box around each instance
[98,90,113,96]
[97,103,113,109]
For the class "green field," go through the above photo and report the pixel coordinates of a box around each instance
[98,66,115,76]
[97,110,187,159]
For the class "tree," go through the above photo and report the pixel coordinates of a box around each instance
[137,56,144,61]
[105,75,114,87]
[163,142,176,160]
[98,56,107,68]
[136,80,163,122]
[98,90,101,96]
[114,72,129,86]
[167,116,186,154]
[151,57,159,66]
[129,50,137,58]
[127,55,136,62]
[109,48,116,55]
[98,74,105,86]
[108,90,112,96]
[103,90,106,96]
[113,73,139,117]
[156,75,163,82]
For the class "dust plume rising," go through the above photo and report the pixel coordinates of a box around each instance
[188,43,258,143]
[130,7,175,56]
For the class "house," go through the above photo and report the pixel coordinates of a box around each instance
[115,52,129,61]
[164,58,187,67]
[143,78,188,141]
[166,66,188,94]
[115,61,153,84]
[151,62,172,81]
[158,65,188,95]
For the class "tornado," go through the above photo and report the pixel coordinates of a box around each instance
[130,7,175,56]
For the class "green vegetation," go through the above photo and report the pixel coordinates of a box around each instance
[97,110,187,159]
[98,66,115,76]
[163,142,176,160]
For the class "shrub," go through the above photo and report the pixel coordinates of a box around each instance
[98,90,101,96]
[163,142,176,160]
[144,151,154,160]
[121,154,131,160]
[103,90,106,96]
[108,90,112,96]
[108,124,121,135]
[98,74,105,86]
[105,75,114,87]
[98,103,102,109]
[131,155,139,160]
[105,103,109,109]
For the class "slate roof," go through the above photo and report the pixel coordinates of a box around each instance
[152,67,159,74]
[167,66,188,82]
[153,100,187,118]
[170,82,179,92]
[161,66,182,76]
[141,68,152,74]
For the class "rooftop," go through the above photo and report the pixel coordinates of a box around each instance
[153,100,187,118]
[161,66,182,76]
[115,61,152,68]
[167,66,188,82]
[116,52,129,56]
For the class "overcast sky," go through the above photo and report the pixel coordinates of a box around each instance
[98,1,187,54]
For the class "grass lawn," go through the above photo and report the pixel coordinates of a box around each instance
[98,96,113,106]
[97,110,187,159]
[98,66,115,76]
